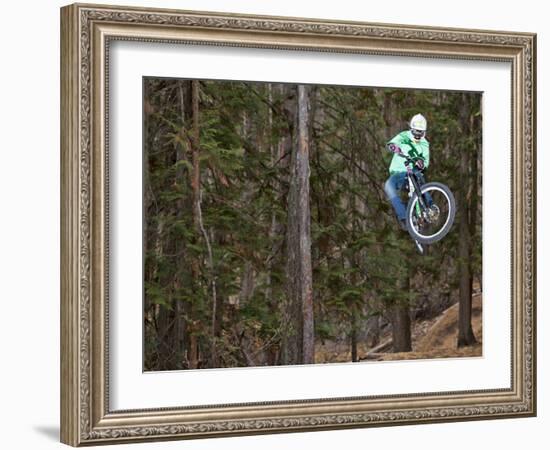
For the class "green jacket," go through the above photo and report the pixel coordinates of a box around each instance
[387,130,430,175]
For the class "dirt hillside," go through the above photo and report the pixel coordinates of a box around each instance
[377,292,483,361]
[315,292,482,364]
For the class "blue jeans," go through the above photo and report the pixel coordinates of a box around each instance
[384,171,431,221]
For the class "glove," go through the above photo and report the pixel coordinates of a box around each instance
[388,143,402,154]
[415,159,425,170]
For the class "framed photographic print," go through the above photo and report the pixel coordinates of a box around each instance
[60,3,537,446]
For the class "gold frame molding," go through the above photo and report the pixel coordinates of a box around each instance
[60,3,536,446]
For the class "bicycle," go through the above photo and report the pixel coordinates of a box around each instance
[392,150,456,253]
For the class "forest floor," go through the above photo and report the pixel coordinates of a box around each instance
[315,291,483,364]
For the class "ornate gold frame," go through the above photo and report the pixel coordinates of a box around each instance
[60,3,536,446]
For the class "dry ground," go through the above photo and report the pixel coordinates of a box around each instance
[315,292,482,364]
[379,292,482,361]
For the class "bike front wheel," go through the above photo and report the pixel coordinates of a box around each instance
[406,182,456,244]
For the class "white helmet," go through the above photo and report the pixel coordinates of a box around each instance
[409,113,427,140]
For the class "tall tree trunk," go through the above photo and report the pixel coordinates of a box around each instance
[143,79,160,362]
[366,314,380,348]
[171,80,193,369]
[265,83,276,310]
[187,79,203,368]
[298,85,315,364]
[390,303,412,352]
[457,93,477,348]
[457,206,477,347]
[173,80,195,368]
[190,81,219,367]
[391,274,412,352]
[266,84,288,365]
[279,84,296,365]
[143,79,152,316]
[156,303,176,369]
[282,84,314,365]
[470,106,482,288]
[350,305,359,362]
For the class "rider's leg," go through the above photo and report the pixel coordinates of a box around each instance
[384,173,407,224]
[415,170,433,206]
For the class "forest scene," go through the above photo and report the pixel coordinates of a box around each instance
[143,78,482,371]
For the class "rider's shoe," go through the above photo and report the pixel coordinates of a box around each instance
[399,218,407,231]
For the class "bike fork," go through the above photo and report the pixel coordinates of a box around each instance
[410,174,428,210]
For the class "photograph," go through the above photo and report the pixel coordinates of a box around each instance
[59,3,536,445]
[142,78,482,371]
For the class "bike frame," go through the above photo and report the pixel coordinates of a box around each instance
[405,162,428,214]
[390,151,455,250]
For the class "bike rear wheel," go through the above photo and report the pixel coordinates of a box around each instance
[406,182,456,244]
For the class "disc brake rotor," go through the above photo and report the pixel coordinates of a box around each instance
[424,204,440,223]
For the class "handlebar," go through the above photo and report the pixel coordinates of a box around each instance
[395,152,426,173]
[387,143,425,168]
[396,152,420,164]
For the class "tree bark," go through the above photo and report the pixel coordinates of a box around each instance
[391,274,412,353]
[350,306,359,362]
[282,84,314,365]
[390,303,412,353]
[457,93,478,348]
[457,214,477,347]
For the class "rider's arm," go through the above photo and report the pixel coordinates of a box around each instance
[386,131,409,154]
[422,142,430,168]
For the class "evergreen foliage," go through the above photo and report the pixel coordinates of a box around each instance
[143,78,482,370]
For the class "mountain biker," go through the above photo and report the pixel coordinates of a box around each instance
[384,113,432,230]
